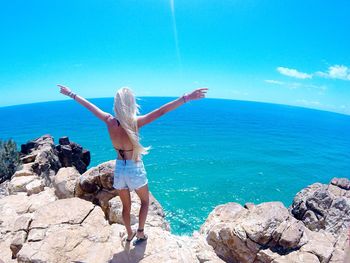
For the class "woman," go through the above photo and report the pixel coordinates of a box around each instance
[58,85,208,245]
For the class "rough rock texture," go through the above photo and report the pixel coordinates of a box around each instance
[1,194,222,263]
[19,135,62,186]
[53,167,80,199]
[0,180,10,198]
[75,160,171,231]
[55,136,91,174]
[290,177,350,235]
[1,135,349,262]
[16,135,90,188]
[200,178,350,263]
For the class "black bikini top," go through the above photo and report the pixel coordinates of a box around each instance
[114,119,133,160]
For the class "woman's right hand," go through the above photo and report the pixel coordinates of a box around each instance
[186,88,208,101]
[57,84,72,96]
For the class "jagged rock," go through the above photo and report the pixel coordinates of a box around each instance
[300,229,336,263]
[58,136,70,145]
[20,135,62,186]
[331,177,350,190]
[8,175,39,194]
[18,135,90,187]
[200,199,349,263]
[53,167,80,199]
[77,160,115,196]
[20,153,37,164]
[272,251,320,263]
[25,179,45,196]
[0,180,10,198]
[12,169,36,178]
[0,188,57,261]
[10,230,27,258]
[290,177,350,235]
[76,160,170,231]
[108,192,170,231]
[2,136,349,262]
[56,136,91,174]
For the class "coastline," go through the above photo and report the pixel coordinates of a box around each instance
[0,134,349,262]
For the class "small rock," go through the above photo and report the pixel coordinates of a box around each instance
[25,179,45,196]
[59,136,70,145]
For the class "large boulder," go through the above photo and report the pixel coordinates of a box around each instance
[18,135,91,187]
[53,167,80,199]
[19,135,62,186]
[55,136,91,174]
[76,160,170,231]
[1,195,222,263]
[108,191,170,231]
[290,177,350,235]
[200,200,349,263]
[8,175,39,194]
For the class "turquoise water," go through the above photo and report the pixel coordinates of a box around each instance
[1,97,350,235]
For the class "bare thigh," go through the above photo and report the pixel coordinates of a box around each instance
[117,189,132,210]
[135,184,149,204]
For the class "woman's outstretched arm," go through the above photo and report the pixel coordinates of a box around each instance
[137,87,208,128]
[58,84,111,123]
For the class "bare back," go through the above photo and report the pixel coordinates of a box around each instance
[106,116,137,160]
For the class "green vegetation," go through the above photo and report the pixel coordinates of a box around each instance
[0,139,21,183]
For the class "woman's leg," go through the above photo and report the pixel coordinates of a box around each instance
[117,189,134,239]
[134,184,149,237]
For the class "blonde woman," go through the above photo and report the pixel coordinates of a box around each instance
[58,85,208,245]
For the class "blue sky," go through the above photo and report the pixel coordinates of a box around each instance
[1,0,349,114]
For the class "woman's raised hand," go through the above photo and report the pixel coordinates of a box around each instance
[57,84,72,96]
[186,88,208,101]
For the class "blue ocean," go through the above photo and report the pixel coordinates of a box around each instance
[1,97,349,235]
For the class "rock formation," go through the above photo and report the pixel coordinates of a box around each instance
[290,178,350,235]
[200,178,350,263]
[0,135,349,262]
[0,135,221,263]
[4,134,90,195]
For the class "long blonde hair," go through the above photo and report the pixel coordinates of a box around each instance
[113,87,150,160]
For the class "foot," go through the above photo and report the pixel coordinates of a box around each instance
[126,231,136,243]
[133,229,148,245]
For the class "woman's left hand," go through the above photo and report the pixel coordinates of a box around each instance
[57,84,72,96]
[186,87,208,101]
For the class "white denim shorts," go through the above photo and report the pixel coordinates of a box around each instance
[113,159,148,191]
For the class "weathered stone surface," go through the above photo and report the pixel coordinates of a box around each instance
[331,177,350,190]
[300,229,336,263]
[53,167,80,199]
[25,179,45,195]
[3,135,349,263]
[200,196,349,263]
[30,197,95,229]
[290,178,350,235]
[56,137,91,174]
[0,180,10,198]
[12,168,35,178]
[8,175,39,194]
[20,135,62,186]
[20,153,37,164]
[10,230,27,258]
[108,191,170,231]
[272,251,320,263]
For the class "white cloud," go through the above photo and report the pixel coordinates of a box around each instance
[277,67,312,79]
[264,79,326,91]
[316,65,350,80]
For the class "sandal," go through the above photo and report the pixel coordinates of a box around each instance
[133,229,148,245]
[126,231,136,243]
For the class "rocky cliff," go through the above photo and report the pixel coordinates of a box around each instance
[0,135,349,263]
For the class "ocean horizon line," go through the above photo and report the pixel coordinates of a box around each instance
[1,96,350,118]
